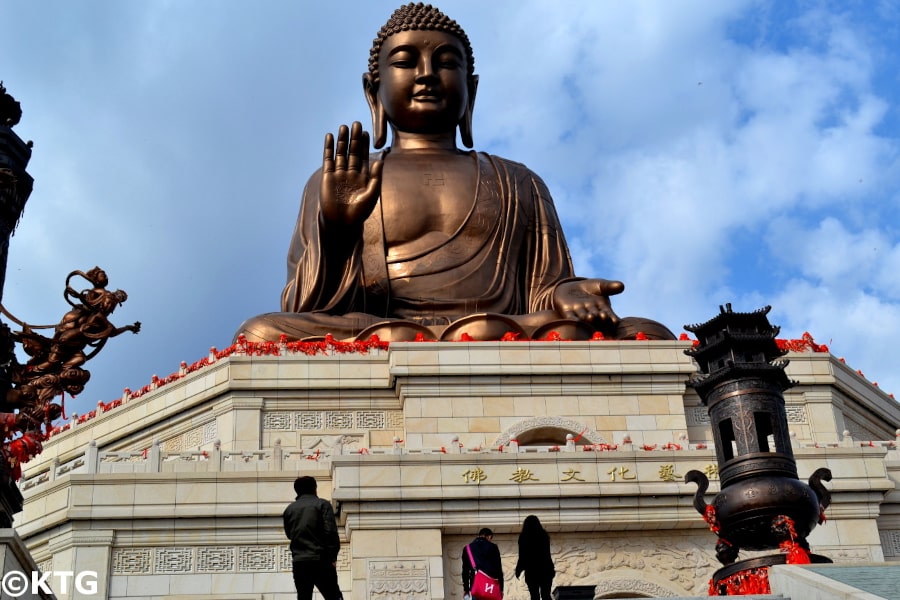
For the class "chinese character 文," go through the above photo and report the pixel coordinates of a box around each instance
[561,468,585,482]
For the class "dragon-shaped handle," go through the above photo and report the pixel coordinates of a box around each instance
[809,467,833,511]
[685,469,710,515]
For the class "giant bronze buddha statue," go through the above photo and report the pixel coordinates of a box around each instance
[236,3,674,343]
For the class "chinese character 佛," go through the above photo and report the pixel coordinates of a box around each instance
[462,468,487,484]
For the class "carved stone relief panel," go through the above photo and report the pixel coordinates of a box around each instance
[197,547,235,572]
[262,410,399,432]
[368,560,429,599]
[785,405,807,424]
[111,545,292,575]
[263,412,293,430]
[111,549,152,574]
[238,546,276,571]
[844,415,882,442]
[881,530,900,558]
[159,421,217,452]
[444,533,716,599]
[154,547,193,574]
[685,407,709,427]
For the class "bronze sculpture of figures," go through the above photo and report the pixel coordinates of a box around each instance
[0,267,139,479]
[236,3,674,343]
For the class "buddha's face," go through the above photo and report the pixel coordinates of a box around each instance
[375,29,470,135]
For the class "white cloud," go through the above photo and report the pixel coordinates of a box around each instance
[3,0,900,411]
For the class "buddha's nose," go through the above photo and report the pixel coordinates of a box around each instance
[415,59,436,81]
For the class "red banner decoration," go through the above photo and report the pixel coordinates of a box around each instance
[710,568,771,596]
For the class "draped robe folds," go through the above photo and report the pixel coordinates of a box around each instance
[238,152,582,342]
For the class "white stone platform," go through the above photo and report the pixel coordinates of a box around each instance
[11,340,900,599]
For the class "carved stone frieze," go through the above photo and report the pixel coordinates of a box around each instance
[386,410,404,428]
[325,411,354,429]
[197,546,235,572]
[160,421,216,452]
[785,405,807,424]
[262,410,395,431]
[445,534,715,599]
[881,530,900,557]
[112,548,152,574]
[818,546,874,562]
[844,415,881,442]
[238,546,276,571]
[111,544,296,575]
[357,410,386,429]
[368,560,429,599]
[594,578,676,598]
[155,547,192,574]
[686,406,710,426]
[263,412,293,430]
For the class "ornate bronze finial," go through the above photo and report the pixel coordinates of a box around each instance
[0,268,140,480]
[0,82,23,128]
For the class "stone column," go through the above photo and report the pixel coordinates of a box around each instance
[349,528,445,600]
[231,397,264,451]
[47,529,114,600]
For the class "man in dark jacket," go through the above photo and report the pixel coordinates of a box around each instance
[462,528,504,598]
[283,476,343,600]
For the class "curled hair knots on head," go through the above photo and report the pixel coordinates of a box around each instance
[368,2,475,85]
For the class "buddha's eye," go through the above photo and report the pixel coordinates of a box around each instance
[389,52,416,68]
[435,51,462,69]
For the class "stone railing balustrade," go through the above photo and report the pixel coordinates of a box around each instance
[19,433,719,494]
[796,429,900,455]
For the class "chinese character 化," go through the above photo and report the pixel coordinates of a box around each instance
[607,466,636,482]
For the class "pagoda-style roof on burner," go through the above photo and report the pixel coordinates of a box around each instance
[685,304,780,344]
[684,303,794,396]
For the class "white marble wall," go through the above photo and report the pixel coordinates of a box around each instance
[12,341,900,598]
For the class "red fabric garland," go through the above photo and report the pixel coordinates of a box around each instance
[710,567,771,596]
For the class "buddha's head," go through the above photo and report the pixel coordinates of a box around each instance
[364,3,479,148]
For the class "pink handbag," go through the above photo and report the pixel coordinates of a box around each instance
[466,544,502,600]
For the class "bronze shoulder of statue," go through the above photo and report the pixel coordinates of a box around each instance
[234,2,674,343]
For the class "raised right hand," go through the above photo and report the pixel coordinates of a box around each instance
[320,121,383,228]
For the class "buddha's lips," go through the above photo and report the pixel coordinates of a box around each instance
[413,90,441,101]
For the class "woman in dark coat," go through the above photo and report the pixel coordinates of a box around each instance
[515,515,555,600]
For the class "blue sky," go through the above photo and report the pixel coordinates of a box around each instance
[2,0,900,418]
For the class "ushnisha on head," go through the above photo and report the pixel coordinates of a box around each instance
[364,2,479,149]
[368,3,475,85]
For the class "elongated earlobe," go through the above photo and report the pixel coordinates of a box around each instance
[459,75,479,148]
[363,73,387,149]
